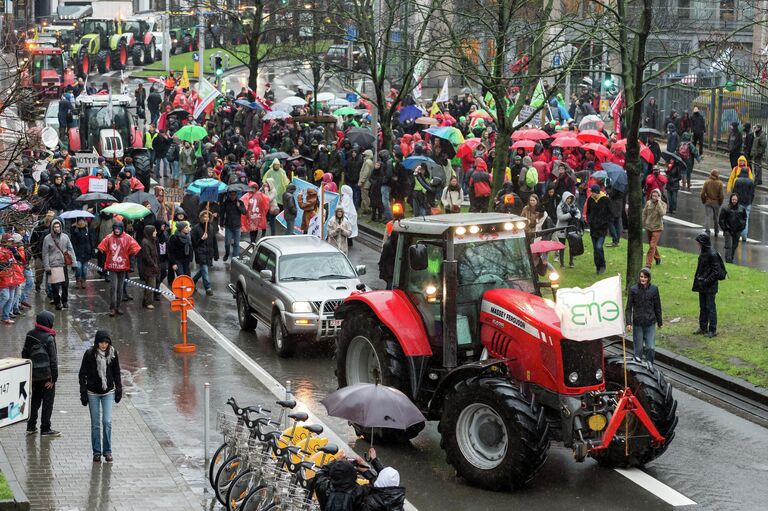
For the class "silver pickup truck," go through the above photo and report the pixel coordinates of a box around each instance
[229,235,366,357]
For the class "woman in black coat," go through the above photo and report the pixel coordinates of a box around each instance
[78,330,122,463]
[167,221,193,284]
[69,217,93,288]
[191,210,218,295]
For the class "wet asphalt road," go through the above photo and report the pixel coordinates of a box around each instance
[17,233,762,511]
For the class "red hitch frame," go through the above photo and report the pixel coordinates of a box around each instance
[590,387,665,453]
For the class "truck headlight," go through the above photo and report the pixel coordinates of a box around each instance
[292,302,313,313]
[568,371,579,383]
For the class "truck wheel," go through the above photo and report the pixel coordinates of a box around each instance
[336,307,425,443]
[132,44,144,66]
[236,289,258,331]
[439,376,549,491]
[145,40,156,64]
[271,311,295,358]
[97,50,111,73]
[111,40,127,70]
[592,357,678,468]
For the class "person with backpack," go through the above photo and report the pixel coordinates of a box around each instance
[313,458,369,510]
[625,268,663,364]
[692,232,725,338]
[361,448,406,511]
[518,156,538,205]
[677,132,700,191]
[468,158,491,212]
[78,330,122,463]
[718,193,748,264]
[22,311,60,437]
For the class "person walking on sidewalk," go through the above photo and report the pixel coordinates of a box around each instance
[139,225,160,309]
[220,190,247,261]
[731,163,755,242]
[692,233,725,338]
[750,124,766,185]
[78,330,122,463]
[700,169,724,237]
[625,268,663,364]
[70,217,93,289]
[22,311,60,437]
[41,219,76,310]
[585,184,611,274]
[642,188,667,267]
[718,193,747,264]
[727,122,742,169]
[191,210,218,296]
[97,221,141,317]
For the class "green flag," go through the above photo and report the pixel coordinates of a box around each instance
[531,80,545,108]
[483,91,496,110]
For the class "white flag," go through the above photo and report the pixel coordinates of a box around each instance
[193,77,223,119]
[436,78,449,103]
[555,276,625,341]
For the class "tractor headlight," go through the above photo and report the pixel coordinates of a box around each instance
[503,222,514,231]
[425,285,438,303]
[469,225,480,234]
[568,371,579,383]
[595,369,603,380]
[548,271,559,282]
[292,302,313,313]
[455,226,466,236]
[515,221,526,230]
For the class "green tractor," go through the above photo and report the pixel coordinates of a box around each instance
[69,18,134,75]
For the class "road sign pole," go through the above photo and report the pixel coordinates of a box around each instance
[163,13,171,74]
[198,10,205,84]
[204,382,210,470]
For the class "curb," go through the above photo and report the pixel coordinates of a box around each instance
[0,443,30,511]
[691,151,767,193]
[356,222,768,404]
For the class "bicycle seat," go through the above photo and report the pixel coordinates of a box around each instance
[305,424,324,435]
[288,412,309,422]
[318,444,338,455]
[263,431,282,442]
[276,399,297,409]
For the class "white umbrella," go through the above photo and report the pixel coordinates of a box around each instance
[272,102,292,113]
[282,96,307,106]
[578,114,603,131]
[328,98,350,107]
[264,110,292,120]
[315,92,335,102]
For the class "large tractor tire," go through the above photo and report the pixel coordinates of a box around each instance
[97,50,111,73]
[335,307,425,443]
[439,376,550,491]
[182,35,193,53]
[77,47,90,76]
[592,357,678,468]
[132,44,144,66]
[145,40,156,65]
[111,39,127,71]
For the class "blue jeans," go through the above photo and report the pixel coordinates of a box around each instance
[350,184,361,209]
[380,185,392,221]
[267,213,277,235]
[742,204,751,240]
[88,392,114,456]
[0,287,12,320]
[699,292,717,333]
[591,234,606,271]
[193,264,211,290]
[150,110,160,125]
[609,215,622,244]
[224,228,241,258]
[74,261,88,280]
[667,189,679,212]
[171,161,180,179]
[157,157,170,178]
[632,323,657,363]
[20,268,33,303]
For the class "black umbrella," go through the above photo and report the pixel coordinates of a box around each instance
[639,127,663,136]
[287,155,314,163]
[344,127,376,148]
[661,151,685,165]
[226,183,250,193]
[125,191,161,215]
[76,192,117,203]
[265,152,291,161]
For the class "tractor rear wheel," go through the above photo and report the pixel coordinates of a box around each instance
[439,376,549,491]
[592,357,678,468]
[182,35,193,53]
[335,307,425,443]
[111,40,127,71]
[145,40,156,64]
[132,44,144,66]
[96,50,111,73]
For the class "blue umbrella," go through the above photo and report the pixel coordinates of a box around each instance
[601,162,628,193]
[399,105,424,124]
[402,155,441,174]
[235,99,264,110]
[264,110,292,120]
[187,178,227,195]
[591,170,608,181]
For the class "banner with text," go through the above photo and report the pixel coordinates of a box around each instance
[555,276,625,340]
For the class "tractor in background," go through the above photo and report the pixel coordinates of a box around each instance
[69,18,134,75]
[67,93,143,162]
[123,18,157,66]
[20,45,75,98]
[334,213,678,490]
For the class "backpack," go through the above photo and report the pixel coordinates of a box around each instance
[525,167,538,189]
[473,179,491,198]
[26,334,51,381]
[678,142,691,161]
[325,491,355,511]
[714,251,728,281]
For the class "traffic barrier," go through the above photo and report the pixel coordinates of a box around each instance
[170,275,197,353]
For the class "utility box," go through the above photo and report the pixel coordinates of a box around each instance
[0,358,32,430]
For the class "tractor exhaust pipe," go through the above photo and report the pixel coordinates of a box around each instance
[443,258,458,369]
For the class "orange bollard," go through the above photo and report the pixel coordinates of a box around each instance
[171,275,197,353]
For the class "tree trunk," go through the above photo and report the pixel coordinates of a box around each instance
[490,121,512,212]
[248,38,259,93]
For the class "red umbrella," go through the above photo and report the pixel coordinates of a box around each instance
[147,77,164,85]
[552,137,582,148]
[577,130,608,144]
[552,130,578,139]
[512,140,536,150]
[530,239,566,254]
[612,139,655,164]
[512,128,550,141]
[469,109,494,121]
[582,142,613,159]
[457,138,484,159]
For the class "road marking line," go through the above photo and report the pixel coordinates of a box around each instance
[663,216,702,228]
[160,284,419,511]
[614,468,697,507]
[102,71,116,77]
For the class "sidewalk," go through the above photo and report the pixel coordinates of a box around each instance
[686,149,767,193]
[0,315,200,511]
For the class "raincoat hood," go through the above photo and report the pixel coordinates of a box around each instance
[94,329,112,346]
[374,467,400,488]
[695,232,712,249]
[737,155,748,167]
[36,311,55,329]
[50,219,63,235]
[639,267,652,283]
[112,221,125,236]
[474,158,488,171]
[559,191,575,206]
[248,181,259,191]
[363,149,374,160]
[143,225,156,239]
[271,158,281,169]
[286,184,297,193]
[322,173,333,183]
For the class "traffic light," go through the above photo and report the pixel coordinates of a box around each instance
[603,73,613,89]
[214,55,223,77]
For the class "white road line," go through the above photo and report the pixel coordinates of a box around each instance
[663,216,702,228]
[614,468,697,507]
[160,283,419,511]
[102,71,116,77]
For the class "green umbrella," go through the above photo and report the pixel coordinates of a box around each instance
[102,202,152,220]
[174,125,208,143]
[333,106,358,116]
[425,126,465,149]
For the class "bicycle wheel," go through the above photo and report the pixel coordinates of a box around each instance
[227,469,260,511]
[210,442,236,488]
[214,454,246,506]
[241,484,271,511]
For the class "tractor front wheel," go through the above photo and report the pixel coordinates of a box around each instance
[96,50,111,73]
[111,40,127,71]
[145,40,156,64]
[439,376,549,491]
[132,44,144,67]
[335,307,425,443]
[592,357,678,468]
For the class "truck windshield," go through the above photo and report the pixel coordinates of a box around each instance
[82,21,110,34]
[456,235,535,299]
[83,105,131,152]
[123,22,141,34]
[279,253,356,281]
[32,54,63,81]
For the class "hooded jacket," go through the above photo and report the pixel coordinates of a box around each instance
[731,167,755,206]
[191,218,219,266]
[263,160,290,204]
[701,170,724,206]
[313,460,369,511]
[22,311,58,382]
[240,185,269,232]
[340,185,358,238]
[42,219,76,270]
[220,195,247,229]
[727,156,753,192]
[642,190,667,231]
[139,225,160,279]
[359,149,375,188]
[585,190,612,236]
[70,223,93,262]
[625,268,663,327]
[752,127,767,160]
[97,222,141,272]
[282,184,298,225]
[693,233,721,294]
[719,194,747,235]
[78,330,122,401]
[555,191,580,237]
[362,486,406,511]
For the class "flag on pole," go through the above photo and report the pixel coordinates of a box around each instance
[179,66,191,90]
[483,91,496,110]
[429,101,441,117]
[555,276,625,341]
[436,78,449,103]
[610,92,624,139]
[530,79,546,108]
[193,77,223,119]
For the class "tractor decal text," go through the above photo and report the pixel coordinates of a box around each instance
[481,301,540,339]
[569,300,621,326]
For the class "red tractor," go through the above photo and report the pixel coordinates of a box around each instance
[20,45,75,98]
[334,213,677,490]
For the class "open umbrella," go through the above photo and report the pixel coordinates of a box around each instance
[577,130,608,144]
[174,125,208,143]
[102,202,151,220]
[415,116,438,125]
[321,383,425,443]
[287,155,314,163]
[530,239,566,254]
[344,127,376,148]
[76,192,117,203]
[271,102,293,113]
[59,210,95,220]
[315,92,335,102]
[263,110,292,120]
[402,155,441,173]
[424,126,465,149]
[399,105,424,124]
[551,137,582,148]
[512,128,550,141]
[0,197,31,212]
[125,191,162,215]
[591,170,609,180]
[639,127,663,136]
[328,98,350,107]
[456,138,484,159]
[512,139,537,150]
[282,96,307,107]
[601,162,629,193]
[187,178,227,195]
[333,106,358,116]
[552,130,578,139]
[661,151,685,165]
[581,142,613,159]
[235,99,264,110]
[611,139,655,164]
[578,114,602,131]
[468,109,494,121]
[226,183,251,193]
[265,151,291,161]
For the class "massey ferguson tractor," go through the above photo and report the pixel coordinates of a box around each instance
[67,93,143,162]
[20,45,75,99]
[334,213,678,490]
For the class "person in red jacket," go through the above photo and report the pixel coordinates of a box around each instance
[644,167,668,201]
[240,182,270,242]
[0,234,17,324]
[97,221,141,317]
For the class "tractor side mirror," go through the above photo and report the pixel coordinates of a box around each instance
[408,244,428,271]
[259,269,273,281]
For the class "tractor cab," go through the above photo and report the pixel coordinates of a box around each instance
[68,94,141,160]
